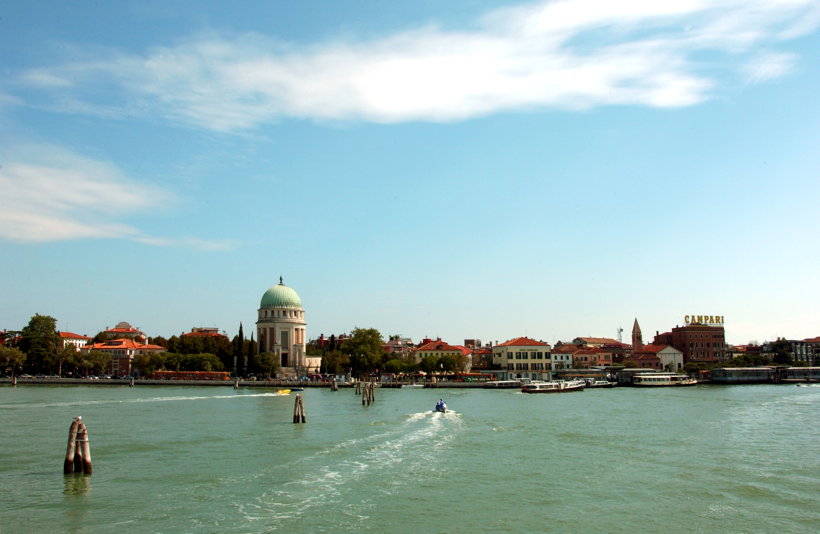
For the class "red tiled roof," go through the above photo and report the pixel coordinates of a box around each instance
[417,340,471,355]
[552,345,579,354]
[496,336,549,347]
[577,337,622,345]
[88,338,164,351]
[804,337,820,343]
[181,331,227,338]
[59,331,92,340]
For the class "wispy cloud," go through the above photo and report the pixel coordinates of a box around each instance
[0,144,233,249]
[13,0,820,131]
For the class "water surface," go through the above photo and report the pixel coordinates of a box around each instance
[1,384,817,533]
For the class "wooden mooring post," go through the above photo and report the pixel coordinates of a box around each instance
[293,394,306,423]
[331,379,338,392]
[354,381,362,395]
[64,417,92,475]
[361,382,375,406]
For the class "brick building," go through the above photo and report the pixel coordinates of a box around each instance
[654,323,727,364]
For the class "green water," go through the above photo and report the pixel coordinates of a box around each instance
[0,384,817,533]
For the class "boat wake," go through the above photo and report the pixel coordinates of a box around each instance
[237,409,464,529]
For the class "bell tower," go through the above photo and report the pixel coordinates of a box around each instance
[632,318,643,353]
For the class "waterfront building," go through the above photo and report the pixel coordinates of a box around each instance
[572,336,625,348]
[805,337,820,362]
[653,322,727,364]
[471,347,493,370]
[572,346,615,368]
[84,338,165,377]
[384,335,415,357]
[416,339,472,371]
[623,352,662,369]
[627,344,684,371]
[256,277,319,376]
[550,344,577,370]
[762,339,815,365]
[58,331,92,351]
[492,337,552,380]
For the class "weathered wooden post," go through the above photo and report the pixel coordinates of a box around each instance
[361,382,375,406]
[64,418,80,475]
[293,394,306,423]
[355,381,361,395]
[331,379,338,392]
[64,417,92,475]
[77,420,92,475]
[129,376,134,388]
[233,378,239,390]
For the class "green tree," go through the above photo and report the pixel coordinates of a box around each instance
[132,352,165,377]
[321,350,350,375]
[0,346,27,377]
[771,339,792,365]
[253,352,279,379]
[420,355,441,374]
[341,328,386,376]
[20,314,59,374]
[45,344,78,376]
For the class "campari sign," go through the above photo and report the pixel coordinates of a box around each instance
[684,315,725,326]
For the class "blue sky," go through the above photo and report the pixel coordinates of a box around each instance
[1,0,818,346]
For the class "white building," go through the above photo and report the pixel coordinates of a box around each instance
[492,336,553,381]
[256,277,320,376]
[59,331,92,351]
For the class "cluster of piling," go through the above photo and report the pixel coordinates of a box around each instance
[64,417,92,475]
[361,382,376,406]
[292,394,306,423]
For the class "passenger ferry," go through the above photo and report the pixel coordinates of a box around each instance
[632,373,697,386]
[521,380,585,393]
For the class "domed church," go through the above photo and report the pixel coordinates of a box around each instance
[256,277,320,375]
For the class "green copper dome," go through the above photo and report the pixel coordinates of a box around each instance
[260,277,302,309]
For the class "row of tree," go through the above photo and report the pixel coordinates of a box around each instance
[311,327,469,377]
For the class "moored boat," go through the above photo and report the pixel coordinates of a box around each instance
[583,379,616,388]
[632,373,697,386]
[521,380,585,393]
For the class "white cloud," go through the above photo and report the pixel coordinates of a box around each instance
[742,52,797,84]
[14,0,820,131]
[0,144,233,250]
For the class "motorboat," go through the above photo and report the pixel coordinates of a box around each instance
[434,400,447,413]
[402,383,425,389]
[521,380,585,393]
[276,389,291,394]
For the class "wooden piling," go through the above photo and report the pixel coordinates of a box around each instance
[233,378,239,390]
[129,376,134,388]
[331,379,338,392]
[64,418,80,475]
[64,417,92,475]
[361,382,375,406]
[293,394,306,423]
[77,421,92,475]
